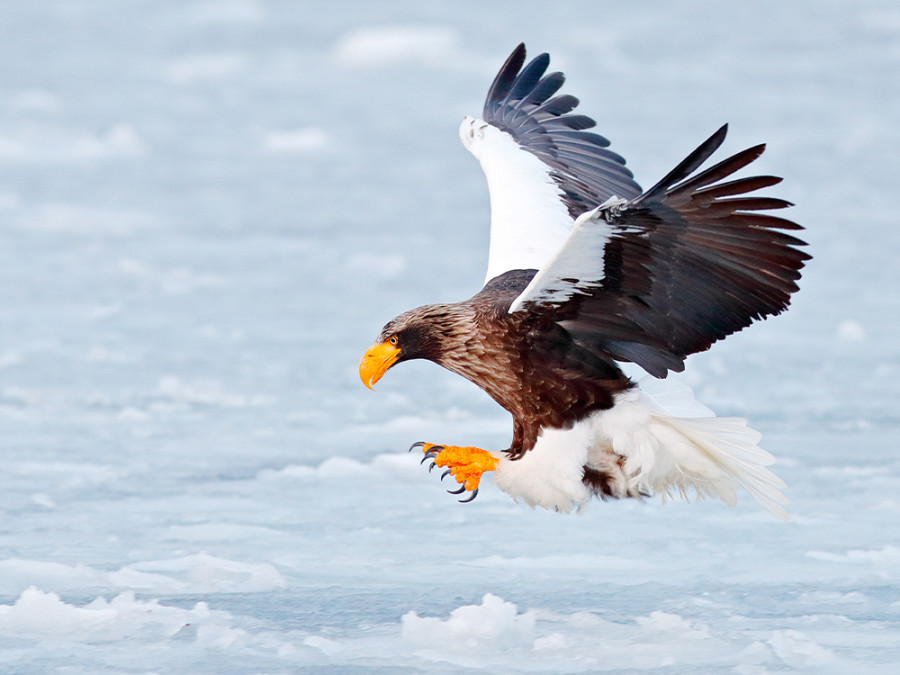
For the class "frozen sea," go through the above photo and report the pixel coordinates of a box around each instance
[1,0,899,672]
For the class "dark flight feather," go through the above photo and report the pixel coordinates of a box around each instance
[512,126,810,377]
[482,44,642,217]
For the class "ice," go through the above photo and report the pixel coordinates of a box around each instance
[345,251,408,279]
[157,375,265,407]
[1,0,898,671]
[837,319,866,343]
[0,123,145,163]
[261,128,330,154]
[10,90,60,113]
[333,25,465,69]
[0,554,285,598]
[15,203,154,234]
[767,630,837,668]
[187,0,264,25]
[0,587,225,642]
[119,553,287,593]
[807,545,900,566]
[165,53,249,85]
[402,594,537,651]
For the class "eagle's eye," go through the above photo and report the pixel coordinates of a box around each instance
[389,336,399,346]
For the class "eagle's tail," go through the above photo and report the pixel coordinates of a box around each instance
[593,376,789,520]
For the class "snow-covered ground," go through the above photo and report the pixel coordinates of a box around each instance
[1,1,898,672]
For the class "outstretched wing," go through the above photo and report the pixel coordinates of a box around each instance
[509,124,810,378]
[461,43,642,285]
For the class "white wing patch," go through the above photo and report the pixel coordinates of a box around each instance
[507,198,625,313]
[460,116,574,284]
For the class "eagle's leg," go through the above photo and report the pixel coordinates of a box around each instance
[409,442,498,502]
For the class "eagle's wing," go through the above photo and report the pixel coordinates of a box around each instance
[461,43,642,285]
[509,124,810,378]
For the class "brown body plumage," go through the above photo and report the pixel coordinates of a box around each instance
[377,269,633,459]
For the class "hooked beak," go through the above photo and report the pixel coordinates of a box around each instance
[359,341,401,390]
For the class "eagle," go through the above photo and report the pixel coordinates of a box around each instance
[359,44,809,518]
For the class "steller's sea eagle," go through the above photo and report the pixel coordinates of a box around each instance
[359,44,809,519]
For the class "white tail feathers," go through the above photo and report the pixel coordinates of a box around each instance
[593,377,789,520]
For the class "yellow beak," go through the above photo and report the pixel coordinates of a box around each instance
[359,341,401,390]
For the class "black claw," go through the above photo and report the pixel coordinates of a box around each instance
[459,488,479,503]
[410,443,480,501]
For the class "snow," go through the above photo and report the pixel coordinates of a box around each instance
[333,25,465,69]
[837,319,866,343]
[0,123,146,163]
[261,128,330,154]
[1,0,898,672]
[165,53,250,85]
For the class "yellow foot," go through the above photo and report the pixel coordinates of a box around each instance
[409,442,499,502]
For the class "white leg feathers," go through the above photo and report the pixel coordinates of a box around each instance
[593,377,789,520]
[491,376,789,519]
[493,425,592,513]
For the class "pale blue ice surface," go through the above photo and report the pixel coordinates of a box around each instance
[0,1,898,672]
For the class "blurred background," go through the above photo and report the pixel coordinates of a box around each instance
[0,1,898,671]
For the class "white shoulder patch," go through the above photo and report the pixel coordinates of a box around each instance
[460,116,574,285]
[507,201,618,313]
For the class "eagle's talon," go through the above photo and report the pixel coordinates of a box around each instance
[413,443,497,503]
[459,488,479,503]
[409,441,426,453]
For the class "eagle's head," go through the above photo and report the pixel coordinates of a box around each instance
[359,306,449,389]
